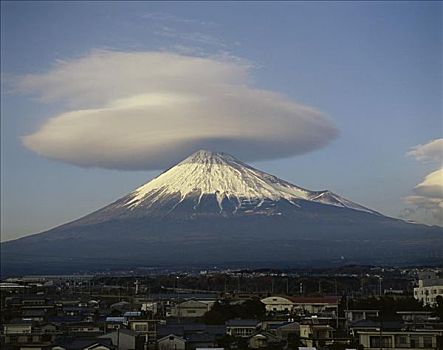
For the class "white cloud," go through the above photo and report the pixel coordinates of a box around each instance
[17,50,338,170]
[407,138,443,162]
[413,168,443,198]
[404,167,443,225]
[403,139,443,225]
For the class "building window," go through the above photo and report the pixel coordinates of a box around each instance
[42,334,52,341]
[395,335,408,348]
[9,335,18,343]
[370,336,392,348]
[423,336,433,348]
[134,324,147,331]
[410,335,419,348]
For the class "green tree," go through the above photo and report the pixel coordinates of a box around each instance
[203,298,265,324]
[434,295,443,319]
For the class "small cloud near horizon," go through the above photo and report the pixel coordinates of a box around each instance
[407,138,443,163]
[15,50,338,170]
[404,138,443,226]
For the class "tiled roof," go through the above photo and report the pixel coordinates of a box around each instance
[288,296,339,304]
[226,319,259,327]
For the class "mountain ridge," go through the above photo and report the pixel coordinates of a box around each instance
[117,149,379,216]
[1,149,442,275]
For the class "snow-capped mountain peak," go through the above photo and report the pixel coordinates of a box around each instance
[122,150,377,215]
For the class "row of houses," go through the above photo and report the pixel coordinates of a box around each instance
[2,274,443,350]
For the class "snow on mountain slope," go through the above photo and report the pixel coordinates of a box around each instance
[123,150,378,215]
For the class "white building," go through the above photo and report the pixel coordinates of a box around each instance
[413,274,443,307]
[260,296,339,315]
[260,296,294,313]
[169,300,214,318]
[157,334,186,350]
[226,319,259,337]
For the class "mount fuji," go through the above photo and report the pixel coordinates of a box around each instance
[2,150,442,275]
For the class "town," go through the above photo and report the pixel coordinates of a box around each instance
[1,265,443,350]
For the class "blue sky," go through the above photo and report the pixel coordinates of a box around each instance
[1,1,442,241]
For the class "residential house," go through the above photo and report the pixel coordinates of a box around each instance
[169,300,213,318]
[104,317,126,332]
[396,311,437,324]
[52,338,115,350]
[22,309,47,322]
[260,296,339,316]
[157,334,186,350]
[291,297,339,316]
[358,330,443,349]
[248,332,283,349]
[273,322,300,340]
[128,319,162,345]
[226,319,259,338]
[185,333,217,350]
[349,319,403,337]
[140,302,160,316]
[2,320,59,349]
[156,322,226,348]
[299,323,334,348]
[99,328,144,350]
[260,296,294,313]
[3,319,33,336]
[345,310,380,323]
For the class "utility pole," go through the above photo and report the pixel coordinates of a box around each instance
[135,280,139,295]
[379,320,383,350]
[175,276,179,300]
[286,277,289,295]
[345,294,349,334]
[336,305,339,330]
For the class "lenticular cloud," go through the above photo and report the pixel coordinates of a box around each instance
[18,50,338,170]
